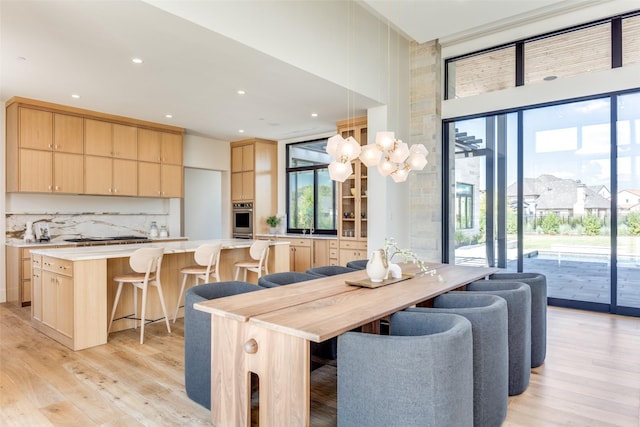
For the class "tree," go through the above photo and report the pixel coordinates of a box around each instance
[627,212,640,236]
[583,213,602,236]
[540,212,560,235]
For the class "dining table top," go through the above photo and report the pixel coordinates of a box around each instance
[195,262,499,343]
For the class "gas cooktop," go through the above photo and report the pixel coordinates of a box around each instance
[64,236,149,243]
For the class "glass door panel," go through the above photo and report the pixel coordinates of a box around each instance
[616,93,640,309]
[522,99,611,304]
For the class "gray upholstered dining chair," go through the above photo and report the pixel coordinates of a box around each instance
[487,272,547,367]
[306,265,357,277]
[466,280,532,396]
[258,271,318,288]
[184,281,264,410]
[338,311,474,427]
[407,292,509,427]
[345,259,368,270]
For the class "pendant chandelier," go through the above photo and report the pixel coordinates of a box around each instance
[327,131,428,183]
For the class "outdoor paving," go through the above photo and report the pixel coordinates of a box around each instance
[455,246,640,308]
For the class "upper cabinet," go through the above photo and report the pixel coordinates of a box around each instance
[5,96,184,198]
[230,138,277,235]
[336,116,368,265]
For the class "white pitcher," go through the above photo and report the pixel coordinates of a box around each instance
[366,249,389,282]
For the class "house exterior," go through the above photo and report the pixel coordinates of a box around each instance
[619,189,640,213]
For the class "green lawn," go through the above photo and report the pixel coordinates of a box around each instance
[513,234,639,254]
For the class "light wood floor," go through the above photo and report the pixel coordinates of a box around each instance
[1,303,639,426]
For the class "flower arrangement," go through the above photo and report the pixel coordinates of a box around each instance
[384,237,436,276]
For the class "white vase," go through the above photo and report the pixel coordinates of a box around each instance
[366,249,389,282]
[388,263,402,279]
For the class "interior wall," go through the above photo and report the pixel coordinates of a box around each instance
[183,168,222,240]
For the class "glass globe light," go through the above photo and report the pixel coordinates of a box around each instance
[389,140,409,163]
[375,131,395,151]
[360,144,382,167]
[328,160,353,182]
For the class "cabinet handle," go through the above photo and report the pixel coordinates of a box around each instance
[108,188,112,193]
[55,186,60,191]
[48,185,52,190]
[113,188,118,193]
[48,143,52,149]
[54,144,59,150]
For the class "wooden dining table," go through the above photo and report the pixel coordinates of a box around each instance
[194,262,498,427]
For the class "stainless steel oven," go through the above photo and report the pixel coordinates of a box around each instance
[232,202,253,239]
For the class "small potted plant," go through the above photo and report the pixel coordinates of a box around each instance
[266,215,281,234]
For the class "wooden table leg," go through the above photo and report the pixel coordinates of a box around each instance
[210,315,252,427]
[248,324,310,427]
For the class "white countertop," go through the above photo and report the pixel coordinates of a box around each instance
[255,233,337,240]
[29,239,288,261]
[6,236,188,248]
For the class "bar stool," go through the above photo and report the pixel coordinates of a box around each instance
[173,242,222,322]
[233,240,270,281]
[108,247,171,344]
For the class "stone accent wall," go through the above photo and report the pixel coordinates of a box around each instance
[409,40,443,262]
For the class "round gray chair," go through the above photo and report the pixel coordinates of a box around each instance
[184,281,263,410]
[488,272,547,367]
[306,265,357,277]
[346,259,368,270]
[258,271,318,288]
[406,292,509,427]
[338,312,474,427]
[466,280,531,396]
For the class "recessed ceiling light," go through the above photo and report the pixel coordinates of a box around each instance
[238,129,245,133]
[311,113,318,117]
[543,75,557,81]
[237,90,246,95]
[165,114,173,119]
[17,56,27,61]
[71,94,80,99]
[132,58,143,64]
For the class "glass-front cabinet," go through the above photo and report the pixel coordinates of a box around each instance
[337,117,368,264]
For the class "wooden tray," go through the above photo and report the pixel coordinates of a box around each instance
[346,273,413,289]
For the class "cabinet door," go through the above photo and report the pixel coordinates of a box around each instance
[231,172,243,201]
[312,240,330,267]
[84,119,112,157]
[84,156,113,195]
[231,146,244,172]
[56,275,74,338]
[242,145,254,171]
[161,132,183,165]
[242,171,254,200]
[19,149,52,192]
[53,114,83,154]
[113,159,138,196]
[161,164,183,197]
[54,153,84,193]
[138,162,161,197]
[137,129,162,162]
[19,108,52,150]
[32,266,42,321]
[292,245,312,272]
[113,124,138,159]
[41,271,57,328]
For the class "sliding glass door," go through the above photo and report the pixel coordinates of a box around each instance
[617,92,640,310]
[447,91,639,315]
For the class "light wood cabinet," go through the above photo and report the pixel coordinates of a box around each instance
[85,119,137,159]
[230,139,277,235]
[32,255,42,320]
[85,156,138,196]
[6,97,184,198]
[337,117,368,265]
[32,256,107,351]
[272,237,336,271]
[138,129,183,165]
[329,239,339,266]
[312,239,330,267]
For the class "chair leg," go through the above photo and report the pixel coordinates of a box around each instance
[133,286,138,330]
[243,268,248,281]
[234,266,240,280]
[174,273,189,323]
[140,284,147,344]
[156,281,172,335]
[108,282,124,333]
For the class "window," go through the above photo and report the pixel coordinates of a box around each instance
[286,139,337,234]
[456,183,474,229]
[445,12,640,99]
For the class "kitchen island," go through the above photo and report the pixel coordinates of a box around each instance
[29,239,290,350]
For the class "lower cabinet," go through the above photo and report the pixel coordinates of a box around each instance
[339,240,368,265]
[271,237,337,272]
[32,256,107,350]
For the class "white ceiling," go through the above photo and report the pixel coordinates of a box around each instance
[0,0,612,142]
